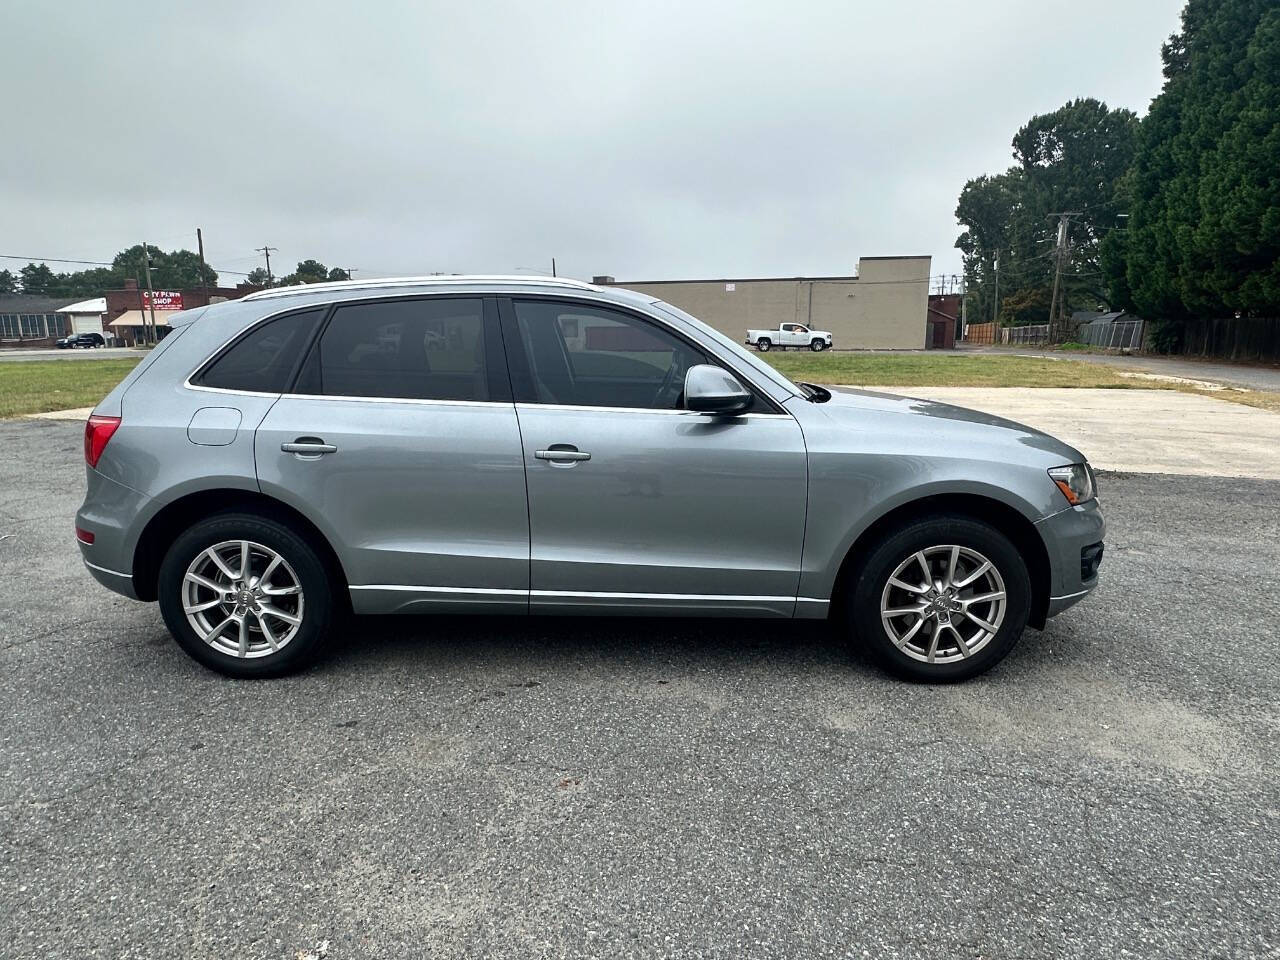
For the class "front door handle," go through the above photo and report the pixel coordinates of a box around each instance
[282,439,337,456]
[535,446,591,463]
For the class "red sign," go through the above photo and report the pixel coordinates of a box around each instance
[143,290,184,311]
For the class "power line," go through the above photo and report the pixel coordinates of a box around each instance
[1,252,254,277]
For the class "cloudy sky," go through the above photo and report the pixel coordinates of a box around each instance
[3,1,1181,287]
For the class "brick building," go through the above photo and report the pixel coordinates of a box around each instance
[926,294,961,349]
[0,294,80,346]
[104,279,261,345]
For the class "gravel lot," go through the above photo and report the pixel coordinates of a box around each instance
[2,418,1278,959]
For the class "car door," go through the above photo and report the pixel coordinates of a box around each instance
[254,295,530,614]
[501,297,808,617]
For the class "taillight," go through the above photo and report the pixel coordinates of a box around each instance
[84,415,121,468]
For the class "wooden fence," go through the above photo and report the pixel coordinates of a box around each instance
[963,322,996,345]
[1163,317,1280,361]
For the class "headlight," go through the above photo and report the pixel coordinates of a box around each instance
[1048,463,1096,505]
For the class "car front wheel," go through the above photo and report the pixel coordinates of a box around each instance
[811,339,827,351]
[849,515,1031,682]
[157,513,334,677]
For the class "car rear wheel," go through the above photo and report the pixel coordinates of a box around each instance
[849,515,1030,682]
[157,513,333,677]
[756,338,771,351]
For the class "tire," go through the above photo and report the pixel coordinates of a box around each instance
[157,512,334,678]
[810,339,827,352]
[848,515,1031,682]
[757,338,771,352]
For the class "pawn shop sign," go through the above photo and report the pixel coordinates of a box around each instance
[143,290,184,310]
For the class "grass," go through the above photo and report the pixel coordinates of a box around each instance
[0,359,142,418]
[759,350,1280,413]
[1,350,1277,419]
[760,351,1138,388]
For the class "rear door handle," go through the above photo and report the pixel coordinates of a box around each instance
[282,439,337,456]
[535,446,591,463]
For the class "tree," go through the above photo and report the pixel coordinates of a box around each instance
[955,171,1025,325]
[1114,0,1280,344]
[998,286,1053,327]
[278,259,332,286]
[0,269,16,295]
[246,267,271,286]
[19,262,55,295]
[112,244,217,291]
[327,267,350,282]
[956,99,1136,334]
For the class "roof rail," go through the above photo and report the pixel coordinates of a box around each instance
[242,274,596,302]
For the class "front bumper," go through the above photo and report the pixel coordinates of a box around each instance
[1035,497,1105,618]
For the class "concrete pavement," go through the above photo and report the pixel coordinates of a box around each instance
[862,386,1280,479]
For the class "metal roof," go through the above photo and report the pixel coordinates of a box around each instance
[57,297,107,314]
[0,294,80,314]
[242,274,597,303]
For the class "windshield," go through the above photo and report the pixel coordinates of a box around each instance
[649,300,802,398]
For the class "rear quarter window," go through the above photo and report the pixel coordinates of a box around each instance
[195,309,325,393]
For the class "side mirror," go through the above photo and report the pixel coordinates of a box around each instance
[684,364,753,415]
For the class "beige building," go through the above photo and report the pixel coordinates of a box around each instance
[597,255,931,350]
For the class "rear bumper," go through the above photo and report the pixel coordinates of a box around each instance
[75,468,151,601]
[1035,497,1106,619]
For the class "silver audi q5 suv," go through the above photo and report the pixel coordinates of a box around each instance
[77,276,1104,681]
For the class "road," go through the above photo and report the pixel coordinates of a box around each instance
[2,418,1278,959]
[0,346,142,362]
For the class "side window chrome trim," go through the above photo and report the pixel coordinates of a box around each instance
[185,382,284,400]
[278,392,514,409]
[514,402,792,419]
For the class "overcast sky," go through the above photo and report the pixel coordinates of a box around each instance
[3,1,1181,288]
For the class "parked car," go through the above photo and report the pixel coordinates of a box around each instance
[57,332,106,349]
[76,276,1103,681]
[746,323,833,352]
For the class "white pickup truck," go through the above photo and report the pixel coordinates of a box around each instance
[746,323,833,352]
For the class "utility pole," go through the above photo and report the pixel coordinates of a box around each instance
[141,241,157,345]
[1047,212,1079,343]
[255,245,277,285]
[551,257,557,278]
[196,228,208,297]
[992,256,1000,325]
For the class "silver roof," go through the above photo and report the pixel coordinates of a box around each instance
[242,274,597,302]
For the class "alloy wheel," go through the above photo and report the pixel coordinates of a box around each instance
[181,540,305,658]
[879,544,1007,664]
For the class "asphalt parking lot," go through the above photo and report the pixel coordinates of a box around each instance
[2,417,1278,959]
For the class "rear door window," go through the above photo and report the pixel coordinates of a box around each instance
[303,298,498,402]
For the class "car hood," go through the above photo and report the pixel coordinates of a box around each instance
[812,386,1086,464]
